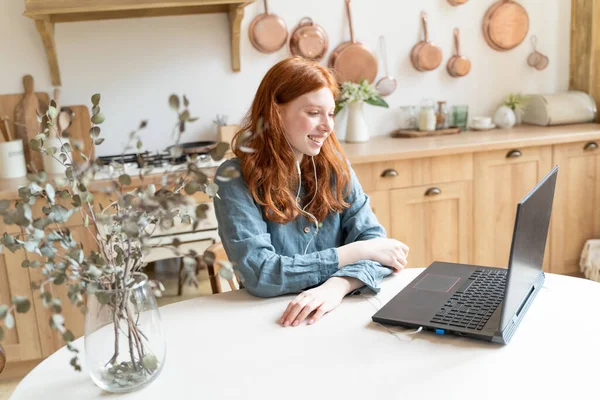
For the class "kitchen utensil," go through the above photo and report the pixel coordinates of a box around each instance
[50,87,61,138]
[289,17,329,61]
[527,35,549,70]
[447,0,469,5]
[0,117,11,142]
[447,28,471,77]
[391,127,460,138]
[483,0,529,51]
[328,0,378,84]
[410,11,443,72]
[14,75,45,171]
[375,36,397,97]
[248,0,288,53]
[58,109,72,136]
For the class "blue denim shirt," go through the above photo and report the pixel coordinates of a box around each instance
[213,158,392,298]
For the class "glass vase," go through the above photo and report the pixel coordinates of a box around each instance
[84,273,166,393]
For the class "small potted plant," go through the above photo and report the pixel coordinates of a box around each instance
[335,79,388,143]
[503,93,529,125]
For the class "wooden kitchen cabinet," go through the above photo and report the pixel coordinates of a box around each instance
[383,181,472,269]
[473,145,553,271]
[551,140,600,275]
[0,250,43,362]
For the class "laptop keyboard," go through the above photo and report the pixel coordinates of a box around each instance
[430,269,507,331]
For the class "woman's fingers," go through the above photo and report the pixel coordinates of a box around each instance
[292,301,319,326]
[308,305,328,325]
[280,293,307,325]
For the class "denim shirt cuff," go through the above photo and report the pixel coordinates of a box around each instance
[319,248,340,282]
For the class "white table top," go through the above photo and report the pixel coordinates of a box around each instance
[10,269,600,400]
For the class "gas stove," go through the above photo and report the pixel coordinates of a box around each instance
[94,150,224,181]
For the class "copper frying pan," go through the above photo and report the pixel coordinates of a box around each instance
[289,17,329,61]
[248,0,288,53]
[482,0,529,51]
[328,0,378,84]
[447,28,471,77]
[410,11,442,72]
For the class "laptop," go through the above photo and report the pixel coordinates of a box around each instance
[372,165,558,344]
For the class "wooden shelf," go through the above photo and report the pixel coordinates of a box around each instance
[23,0,255,86]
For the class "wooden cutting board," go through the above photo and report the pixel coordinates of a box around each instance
[13,75,48,172]
[65,105,94,164]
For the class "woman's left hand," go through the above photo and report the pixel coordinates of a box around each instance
[279,278,352,327]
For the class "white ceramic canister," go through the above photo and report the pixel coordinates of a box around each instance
[0,140,27,179]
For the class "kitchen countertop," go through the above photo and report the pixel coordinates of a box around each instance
[340,123,600,164]
[1,123,600,200]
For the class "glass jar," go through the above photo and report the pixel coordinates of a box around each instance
[85,273,166,393]
[418,99,436,131]
[397,106,417,130]
[452,104,469,131]
[436,101,449,130]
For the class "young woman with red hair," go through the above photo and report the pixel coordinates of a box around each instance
[214,57,409,327]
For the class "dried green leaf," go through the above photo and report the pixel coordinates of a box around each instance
[94,138,105,145]
[29,138,41,152]
[139,120,148,129]
[91,93,101,106]
[62,330,75,342]
[91,113,105,125]
[119,174,132,186]
[183,95,189,107]
[179,110,190,122]
[12,296,31,313]
[48,106,58,120]
[205,182,219,197]
[5,312,14,329]
[169,94,180,111]
[210,142,230,161]
[89,126,101,138]
[142,354,158,371]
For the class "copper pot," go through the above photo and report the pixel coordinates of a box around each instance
[328,0,378,84]
[482,0,529,51]
[289,17,329,61]
[248,0,288,53]
[410,11,442,72]
[447,28,471,77]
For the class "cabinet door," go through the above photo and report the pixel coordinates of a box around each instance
[366,190,391,237]
[551,141,600,275]
[389,181,472,269]
[0,250,43,362]
[474,146,553,270]
[30,225,97,357]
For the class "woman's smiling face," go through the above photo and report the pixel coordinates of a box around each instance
[279,87,336,162]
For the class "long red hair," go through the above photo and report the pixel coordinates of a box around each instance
[232,57,351,224]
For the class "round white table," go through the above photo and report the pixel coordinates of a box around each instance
[10,269,600,399]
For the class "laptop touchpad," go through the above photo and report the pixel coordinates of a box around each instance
[413,273,460,293]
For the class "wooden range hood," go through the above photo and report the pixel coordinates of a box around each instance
[23,0,256,86]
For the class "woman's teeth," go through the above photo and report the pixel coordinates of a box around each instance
[309,136,324,143]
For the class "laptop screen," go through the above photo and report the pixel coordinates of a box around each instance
[500,166,558,331]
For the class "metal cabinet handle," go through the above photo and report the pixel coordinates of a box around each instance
[380,168,398,178]
[584,142,598,151]
[425,187,441,196]
[506,149,522,158]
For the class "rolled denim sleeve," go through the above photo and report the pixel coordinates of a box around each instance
[332,165,392,293]
[213,160,339,298]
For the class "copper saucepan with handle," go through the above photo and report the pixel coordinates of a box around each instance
[410,11,443,72]
[328,0,378,84]
[447,28,471,77]
[248,0,288,53]
[289,17,329,61]
[482,0,529,51]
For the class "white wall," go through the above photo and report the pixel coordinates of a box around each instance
[1,0,571,156]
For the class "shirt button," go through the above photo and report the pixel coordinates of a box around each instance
[304,227,310,233]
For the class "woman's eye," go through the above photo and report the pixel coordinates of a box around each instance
[308,112,319,116]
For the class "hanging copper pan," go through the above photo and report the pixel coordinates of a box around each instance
[482,0,529,51]
[248,0,288,53]
[328,0,378,84]
[447,28,471,77]
[289,17,329,61]
[410,11,442,72]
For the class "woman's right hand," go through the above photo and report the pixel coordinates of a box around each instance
[364,238,409,272]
